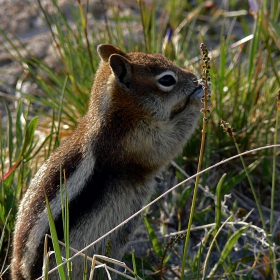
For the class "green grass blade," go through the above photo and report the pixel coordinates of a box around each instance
[59,166,65,237]
[247,10,263,85]
[218,37,226,115]
[15,102,23,159]
[64,171,72,278]
[54,77,67,148]
[131,247,139,280]
[193,227,215,272]
[207,223,251,278]
[25,134,53,162]
[269,19,280,37]
[215,173,227,231]
[0,209,11,254]
[44,191,66,280]
[222,157,263,194]
[58,166,72,278]
[234,142,267,231]
[3,103,13,168]
[21,117,38,158]
[143,215,162,257]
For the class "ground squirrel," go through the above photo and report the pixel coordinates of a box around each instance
[11,44,206,279]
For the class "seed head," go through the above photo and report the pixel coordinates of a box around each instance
[220,120,234,137]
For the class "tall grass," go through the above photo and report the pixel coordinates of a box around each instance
[0,0,279,279]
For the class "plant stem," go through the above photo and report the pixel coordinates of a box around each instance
[234,139,267,231]
[270,90,280,234]
[220,120,267,232]
[180,121,207,279]
[180,43,210,279]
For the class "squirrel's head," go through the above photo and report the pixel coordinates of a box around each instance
[90,44,208,170]
[95,44,204,122]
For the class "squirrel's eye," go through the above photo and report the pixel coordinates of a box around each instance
[158,75,176,87]
[156,71,177,92]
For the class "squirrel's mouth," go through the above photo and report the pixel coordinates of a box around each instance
[170,85,203,119]
[170,98,188,119]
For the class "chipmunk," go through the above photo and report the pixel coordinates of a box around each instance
[11,44,207,279]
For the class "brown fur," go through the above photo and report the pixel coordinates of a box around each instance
[11,44,204,279]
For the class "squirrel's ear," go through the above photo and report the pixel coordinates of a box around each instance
[97,44,126,62]
[109,54,132,89]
